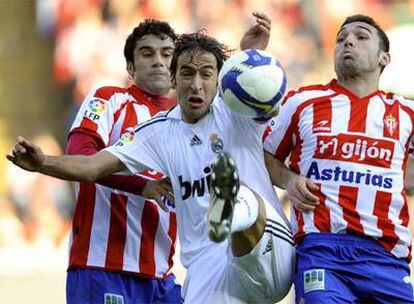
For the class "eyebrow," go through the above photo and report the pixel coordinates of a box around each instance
[337,25,373,36]
[180,64,215,70]
[138,46,174,52]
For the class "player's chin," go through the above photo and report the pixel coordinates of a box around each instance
[147,80,171,95]
[189,107,209,121]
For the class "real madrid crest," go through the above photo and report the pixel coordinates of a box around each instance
[210,133,223,154]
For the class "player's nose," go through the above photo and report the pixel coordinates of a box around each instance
[344,35,355,48]
[189,74,203,92]
[152,52,164,68]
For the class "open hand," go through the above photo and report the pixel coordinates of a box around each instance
[240,12,271,51]
[142,178,174,211]
[6,136,45,172]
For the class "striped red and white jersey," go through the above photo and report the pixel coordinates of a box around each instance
[264,79,414,260]
[68,84,177,278]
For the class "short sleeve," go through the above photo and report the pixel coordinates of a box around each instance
[105,119,168,175]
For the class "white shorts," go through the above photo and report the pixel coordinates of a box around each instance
[183,199,296,303]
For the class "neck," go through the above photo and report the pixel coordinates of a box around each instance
[336,73,380,98]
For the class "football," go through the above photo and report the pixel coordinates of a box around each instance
[219,49,287,118]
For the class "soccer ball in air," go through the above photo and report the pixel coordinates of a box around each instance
[219,49,287,118]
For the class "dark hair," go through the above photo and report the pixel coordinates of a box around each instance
[170,31,233,79]
[340,14,389,52]
[123,19,177,64]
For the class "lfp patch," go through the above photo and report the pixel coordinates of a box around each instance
[104,293,124,304]
[304,269,325,293]
[88,98,106,113]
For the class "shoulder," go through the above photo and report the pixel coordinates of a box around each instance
[385,92,414,111]
[132,108,173,135]
[92,86,126,100]
[282,83,335,109]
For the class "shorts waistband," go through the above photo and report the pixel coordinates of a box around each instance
[301,233,379,248]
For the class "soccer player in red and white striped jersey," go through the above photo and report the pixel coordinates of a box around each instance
[64,20,181,303]
[264,14,414,303]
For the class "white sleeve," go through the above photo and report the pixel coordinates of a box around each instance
[70,87,117,145]
[105,119,168,175]
[263,93,301,161]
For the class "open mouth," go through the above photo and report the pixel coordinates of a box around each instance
[188,96,204,108]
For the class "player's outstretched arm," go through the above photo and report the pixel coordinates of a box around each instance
[240,11,271,51]
[7,136,125,182]
[264,151,319,212]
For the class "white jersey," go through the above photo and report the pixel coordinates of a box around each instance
[106,94,286,268]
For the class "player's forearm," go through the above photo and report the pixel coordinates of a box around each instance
[39,154,105,182]
[264,151,298,189]
[97,174,148,195]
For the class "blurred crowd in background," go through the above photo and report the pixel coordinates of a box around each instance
[0,0,414,300]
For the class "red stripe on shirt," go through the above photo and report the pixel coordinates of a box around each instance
[289,136,303,174]
[312,99,332,133]
[94,86,124,100]
[373,190,398,252]
[167,212,177,270]
[139,201,159,275]
[382,100,400,140]
[338,185,364,235]
[69,183,96,266]
[348,98,369,133]
[105,193,128,270]
[121,102,138,133]
[293,208,305,243]
[313,183,331,233]
[79,117,98,133]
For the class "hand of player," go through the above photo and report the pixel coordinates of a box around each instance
[285,175,319,212]
[6,136,45,172]
[142,178,174,211]
[240,11,271,51]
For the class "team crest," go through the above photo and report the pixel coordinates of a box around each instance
[384,114,398,135]
[210,133,223,154]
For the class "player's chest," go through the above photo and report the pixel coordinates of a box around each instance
[298,97,412,147]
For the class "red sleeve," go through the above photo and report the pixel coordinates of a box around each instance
[67,131,148,195]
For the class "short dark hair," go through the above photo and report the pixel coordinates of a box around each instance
[340,14,390,53]
[123,19,177,64]
[170,31,233,80]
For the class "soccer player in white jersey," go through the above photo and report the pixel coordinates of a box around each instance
[264,14,414,303]
[8,27,295,304]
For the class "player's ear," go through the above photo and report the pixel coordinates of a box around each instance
[379,51,390,69]
[126,62,135,78]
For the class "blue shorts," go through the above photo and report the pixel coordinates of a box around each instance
[66,268,182,304]
[295,233,414,304]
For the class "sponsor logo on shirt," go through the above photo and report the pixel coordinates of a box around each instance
[306,161,393,189]
[190,135,203,147]
[179,166,211,201]
[84,98,106,121]
[313,134,394,168]
[313,120,331,133]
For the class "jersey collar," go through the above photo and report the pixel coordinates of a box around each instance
[126,84,169,111]
[329,79,383,101]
